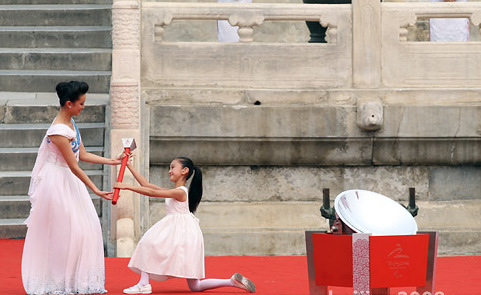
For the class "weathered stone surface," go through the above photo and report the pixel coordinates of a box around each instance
[150,105,359,138]
[149,103,481,166]
[429,167,481,201]
[150,165,430,203]
[148,199,481,256]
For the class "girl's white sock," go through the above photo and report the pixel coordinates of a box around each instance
[138,271,150,286]
[186,278,233,292]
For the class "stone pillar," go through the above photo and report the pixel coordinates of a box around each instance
[352,0,382,88]
[111,0,143,257]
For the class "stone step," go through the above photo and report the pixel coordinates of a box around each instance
[0,146,104,171]
[203,227,314,256]
[2,0,112,4]
[0,170,104,196]
[152,200,481,230]
[415,200,481,229]
[0,26,111,48]
[0,5,111,27]
[0,219,27,239]
[0,70,111,93]
[431,230,481,256]
[148,201,481,255]
[0,48,112,71]
[0,204,105,239]
[197,201,326,229]
[0,93,108,123]
[150,201,328,229]
[203,228,481,256]
[0,197,30,219]
[0,194,102,219]
[0,122,105,148]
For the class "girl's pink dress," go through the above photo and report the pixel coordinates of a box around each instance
[128,186,205,281]
[22,122,106,295]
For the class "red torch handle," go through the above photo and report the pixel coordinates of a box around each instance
[112,147,131,205]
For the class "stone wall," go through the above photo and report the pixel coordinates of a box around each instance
[125,0,481,256]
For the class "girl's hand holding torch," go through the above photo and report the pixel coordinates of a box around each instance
[112,138,136,205]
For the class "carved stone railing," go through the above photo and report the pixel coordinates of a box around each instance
[141,1,481,91]
[142,2,353,89]
[144,2,348,43]
[391,2,481,42]
[382,2,481,88]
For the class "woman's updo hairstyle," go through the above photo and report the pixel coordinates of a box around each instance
[177,157,203,213]
[56,81,89,107]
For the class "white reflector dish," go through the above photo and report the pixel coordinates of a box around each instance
[334,189,418,236]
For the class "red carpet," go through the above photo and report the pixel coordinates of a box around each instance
[1,239,480,295]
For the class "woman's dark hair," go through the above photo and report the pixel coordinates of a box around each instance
[55,81,89,107]
[177,157,203,213]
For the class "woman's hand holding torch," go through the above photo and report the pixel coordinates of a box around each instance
[112,138,136,205]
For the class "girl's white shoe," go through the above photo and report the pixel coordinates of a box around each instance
[231,273,256,293]
[123,284,152,294]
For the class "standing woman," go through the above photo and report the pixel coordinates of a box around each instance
[22,81,121,295]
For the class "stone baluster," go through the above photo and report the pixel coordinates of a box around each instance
[470,11,481,36]
[352,0,381,89]
[229,11,265,42]
[153,13,173,43]
[320,13,340,44]
[399,13,417,42]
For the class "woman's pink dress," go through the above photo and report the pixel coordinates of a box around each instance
[22,122,106,294]
[128,186,205,281]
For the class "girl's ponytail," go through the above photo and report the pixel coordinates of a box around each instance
[188,166,203,213]
[177,157,203,213]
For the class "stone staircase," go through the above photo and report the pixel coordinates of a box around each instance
[0,0,112,93]
[0,0,112,250]
[0,95,109,239]
[152,198,481,256]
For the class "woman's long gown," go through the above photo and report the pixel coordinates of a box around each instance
[22,121,106,295]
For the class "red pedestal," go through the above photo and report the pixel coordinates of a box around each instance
[305,231,438,295]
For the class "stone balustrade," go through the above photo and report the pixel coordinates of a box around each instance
[141,1,481,89]
[143,2,349,43]
[142,2,352,89]
[382,2,481,88]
